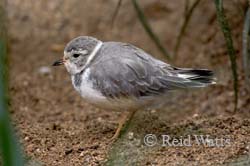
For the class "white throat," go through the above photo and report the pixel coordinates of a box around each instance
[83,41,103,69]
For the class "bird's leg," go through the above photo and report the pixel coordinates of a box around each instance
[111,109,137,141]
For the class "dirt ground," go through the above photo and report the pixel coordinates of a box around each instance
[7,0,250,165]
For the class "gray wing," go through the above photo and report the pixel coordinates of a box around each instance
[88,42,198,99]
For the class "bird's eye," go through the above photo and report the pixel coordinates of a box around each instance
[73,53,80,58]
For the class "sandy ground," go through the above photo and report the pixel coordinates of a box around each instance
[7,0,250,165]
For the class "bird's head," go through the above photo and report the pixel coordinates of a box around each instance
[53,36,101,75]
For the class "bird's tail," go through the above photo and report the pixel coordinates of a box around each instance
[174,68,216,88]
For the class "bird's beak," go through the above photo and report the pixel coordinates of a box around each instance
[52,59,65,66]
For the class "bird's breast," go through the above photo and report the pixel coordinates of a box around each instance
[72,68,107,104]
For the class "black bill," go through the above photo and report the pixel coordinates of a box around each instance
[52,59,64,66]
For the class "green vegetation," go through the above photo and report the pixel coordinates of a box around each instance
[214,0,238,112]
[243,7,250,91]
[0,1,24,165]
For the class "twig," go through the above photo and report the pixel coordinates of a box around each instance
[131,0,171,60]
[111,0,123,28]
[174,0,201,59]
[214,0,238,112]
[243,7,250,91]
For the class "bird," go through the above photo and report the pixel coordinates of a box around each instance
[53,36,216,140]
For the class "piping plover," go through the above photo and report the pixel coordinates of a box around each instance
[53,36,215,139]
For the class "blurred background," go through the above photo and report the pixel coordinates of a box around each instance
[3,0,250,165]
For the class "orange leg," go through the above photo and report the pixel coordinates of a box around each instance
[111,109,137,141]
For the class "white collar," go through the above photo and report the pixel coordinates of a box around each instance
[83,41,103,69]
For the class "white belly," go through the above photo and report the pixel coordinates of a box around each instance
[72,68,107,103]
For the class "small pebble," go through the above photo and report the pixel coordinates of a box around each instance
[151,109,156,114]
[35,148,41,153]
[23,80,29,86]
[193,113,199,118]
[80,151,85,157]
[38,66,51,75]
[97,117,103,122]
[128,132,134,140]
